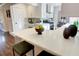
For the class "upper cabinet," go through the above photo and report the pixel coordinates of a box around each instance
[27,4,41,18]
[41,3,54,18]
[41,3,61,19]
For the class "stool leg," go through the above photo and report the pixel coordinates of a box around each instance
[32,48,34,56]
[13,48,15,56]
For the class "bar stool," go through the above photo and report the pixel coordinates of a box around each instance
[12,41,34,56]
[37,51,55,56]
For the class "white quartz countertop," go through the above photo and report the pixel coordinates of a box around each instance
[11,23,79,56]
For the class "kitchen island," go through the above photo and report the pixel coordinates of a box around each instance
[11,23,79,56]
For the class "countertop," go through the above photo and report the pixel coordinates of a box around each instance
[11,23,79,56]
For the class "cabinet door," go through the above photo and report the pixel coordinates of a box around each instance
[41,3,54,18]
[27,5,41,18]
[10,4,27,32]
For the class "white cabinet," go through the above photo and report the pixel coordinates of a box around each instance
[27,4,41,18]
[41,3,54,18]
[10,4,28,32]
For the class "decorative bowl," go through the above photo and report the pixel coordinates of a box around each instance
[35,25,44,35]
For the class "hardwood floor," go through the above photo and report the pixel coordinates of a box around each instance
[0,30,15,56]
[0,30,43,56]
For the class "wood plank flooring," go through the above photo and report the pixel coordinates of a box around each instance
[0,30,43,56]
[0,30,15,56]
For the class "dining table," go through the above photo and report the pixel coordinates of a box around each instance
[11,23,79,56]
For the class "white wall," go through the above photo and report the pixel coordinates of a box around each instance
[0,9,5,31]
[0,4,12,32]
[2,4,12,32]
[0,4,11,32]
[61,3,79,17]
